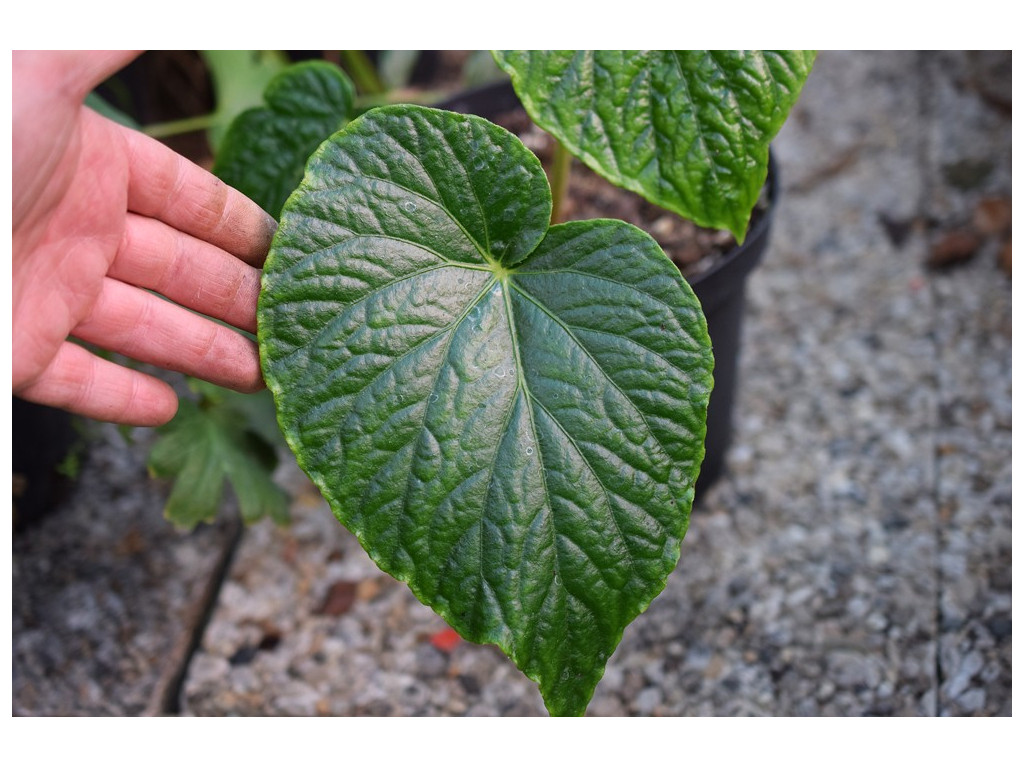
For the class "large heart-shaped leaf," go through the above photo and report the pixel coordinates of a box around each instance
[258,105,714,716]
[493,50,815,241]
[212,60,355,218]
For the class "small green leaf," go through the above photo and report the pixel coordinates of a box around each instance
[212,60,356,218]
[258,105,713,716]
[186,379,286,450]
[201,50,290,151]
[149,397,289,529]
[493,50,815,241]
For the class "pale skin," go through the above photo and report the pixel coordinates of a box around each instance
[12,50,278,427]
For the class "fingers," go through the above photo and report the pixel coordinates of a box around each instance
[121,123,278,266]
[111,213,262,334]
[73,277,265,395]
[15,341,178,427]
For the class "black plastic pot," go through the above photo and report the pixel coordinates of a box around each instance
[689,162,774,498]
[437,81,774,501]
[12,397,80,530]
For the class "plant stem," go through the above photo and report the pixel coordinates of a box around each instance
[340,51,385,96]
[143,113,219,139]
[549,139,572,224]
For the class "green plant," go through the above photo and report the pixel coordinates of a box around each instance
[149,379,289,528]
[493,51,816,238]
[260,104,714,716]
[143,51,814,714]
[212,60,356,219]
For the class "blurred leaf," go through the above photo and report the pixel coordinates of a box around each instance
[212,60,355,218]
[378,50,420,90]
[149,396,289,529]
[201,50,289,151]
[462,50,508,88]
[340,50,385,95]
[187,379,285,449]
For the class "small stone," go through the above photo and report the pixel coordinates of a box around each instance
[867,546,890,567]
[588,696,628,717]
[928,229,981,268]
[877,212,916,248]
[973,196,1012,236]
[985,614,1011,641]
[944,650,984,699]
[650,216,675,238]
[865,612,888,632]
[458,674,481,696]
[634,686,663,715]
[846,596,870,619]
[355,577,383,602]
[956,687,987,713]
[998,239,1011,277]
[829,651,880,689]
[414,644,449,678]
[941,158,994,190]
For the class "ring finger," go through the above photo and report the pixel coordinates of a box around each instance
[110,211,262,334]
[72,276,264,394]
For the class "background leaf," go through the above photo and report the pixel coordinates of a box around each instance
[258,105,713,715]
[212,60,355,219]
[148,393,289,529]
[201,50,289,152]
[377,50,421,91]
[493,50,816,240]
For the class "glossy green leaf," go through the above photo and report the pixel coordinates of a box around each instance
[493,50,816,241]
[258,105,713,715]
[213,61,355,218]
[149,391,289,530]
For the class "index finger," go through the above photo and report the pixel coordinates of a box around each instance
[121,122,278,266]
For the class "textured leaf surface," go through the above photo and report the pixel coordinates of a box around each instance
[213,61,355,218]
[258,105,714,715]
[494,50,815,240]
[149,387,288,529]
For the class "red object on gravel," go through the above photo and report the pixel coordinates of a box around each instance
[429,627,462,653]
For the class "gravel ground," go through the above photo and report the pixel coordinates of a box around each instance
[11,51,1011,717]
[11,423,239,716]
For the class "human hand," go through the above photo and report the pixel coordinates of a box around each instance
[13,50,278,427]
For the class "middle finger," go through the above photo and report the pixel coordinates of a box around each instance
[110,212,263,334]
